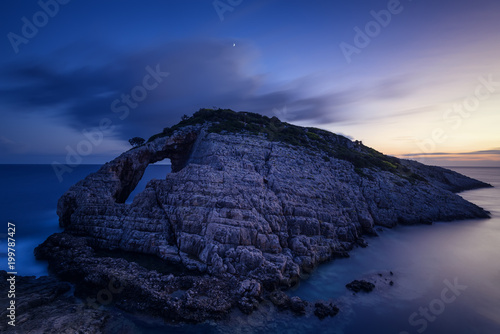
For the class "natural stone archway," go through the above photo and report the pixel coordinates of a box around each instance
[124,160,172,204]
[111,129,198,203]
[57,127,199,227]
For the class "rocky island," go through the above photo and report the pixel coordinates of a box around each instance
[4,109,492,332]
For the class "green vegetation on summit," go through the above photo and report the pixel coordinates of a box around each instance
[147,108,425,183]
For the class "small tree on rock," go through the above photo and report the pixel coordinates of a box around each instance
[129,137,145,147]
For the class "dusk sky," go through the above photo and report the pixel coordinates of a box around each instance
[1,0,499,166]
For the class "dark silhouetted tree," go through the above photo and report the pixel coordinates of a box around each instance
[129,137,145,147]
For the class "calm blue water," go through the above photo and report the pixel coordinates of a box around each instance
[280,167,500,334]
[0,165,498,333]
[0,164,171,276]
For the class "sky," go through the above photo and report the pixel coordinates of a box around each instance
[0,0,499,167]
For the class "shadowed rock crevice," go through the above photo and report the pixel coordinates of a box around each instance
[114,131,198,203]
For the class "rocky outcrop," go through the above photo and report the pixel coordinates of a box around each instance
[399,160,491,193]
[314,301,340,319]
[346,280,375,293]
[36,109,491,323]
[0,271,137,333]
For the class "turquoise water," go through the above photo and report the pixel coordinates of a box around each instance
[0,165,498,333]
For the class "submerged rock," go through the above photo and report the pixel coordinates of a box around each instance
[34,109,492,323]
[266,292,308,316]
[346,279,376,293]
[314,301,339,319]
[289,296,308,315]
[269,290,290,309]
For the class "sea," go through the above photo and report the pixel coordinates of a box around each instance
[0,165,499,333]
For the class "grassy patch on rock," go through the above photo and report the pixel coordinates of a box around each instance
[147,108,427,183]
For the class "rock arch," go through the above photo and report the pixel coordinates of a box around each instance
[57,129,199,227]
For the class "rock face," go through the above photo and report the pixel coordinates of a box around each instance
[36,109,491,322]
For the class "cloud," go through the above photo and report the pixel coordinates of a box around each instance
[0,135,28,154]
[368,74,417,100]
[0,39,371,141]
[402,149,500,157]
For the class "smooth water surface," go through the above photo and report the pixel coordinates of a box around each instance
[0,164,171,276]
[0,165,498,333]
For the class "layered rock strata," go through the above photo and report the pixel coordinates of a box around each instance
[36,110,491,322]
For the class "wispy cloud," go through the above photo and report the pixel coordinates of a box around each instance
[402,149,500,157]
[1,39,365,140]
[0,135,28,154]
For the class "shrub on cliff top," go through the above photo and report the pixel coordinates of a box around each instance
[144,108,424,182]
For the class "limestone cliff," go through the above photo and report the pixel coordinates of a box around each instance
[36,109,491,321]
